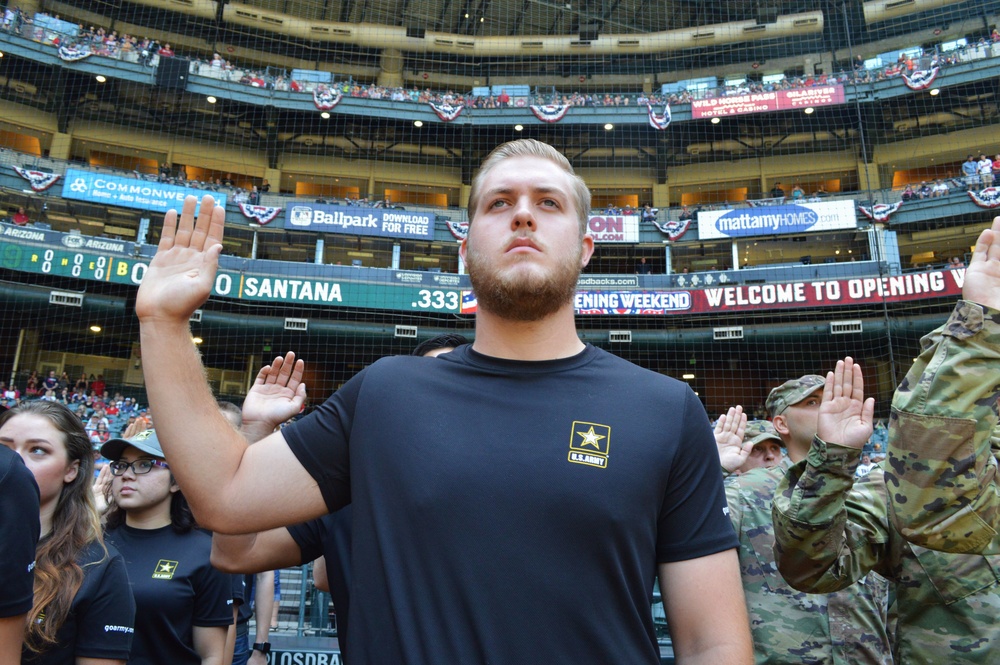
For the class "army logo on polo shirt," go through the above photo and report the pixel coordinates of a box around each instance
[568,421,610,468]
[152,559,179,580]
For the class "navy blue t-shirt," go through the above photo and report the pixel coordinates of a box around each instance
[0,445,39,618]
[23,541,135,665]
[105,525,233,665]
[283,344,737,665]
[287,506,352,657]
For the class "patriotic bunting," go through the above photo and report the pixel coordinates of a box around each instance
[902,67,939,91]
[428,102,464,122]
[858,201,902,222]
[238,202,282,225]
[647,104,672,131]
[313,86,343,111]
[446,221,469,240]
[57,44,92,62]
[529,105,570,123]
[747,197,786,207]
[968,187,1000,209]
[13,167,62,192]
[650,218,692,242]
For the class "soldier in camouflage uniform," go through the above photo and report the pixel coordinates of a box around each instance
[885,216,1000,554]
[772,358,1000,664]
[714,404,891,664]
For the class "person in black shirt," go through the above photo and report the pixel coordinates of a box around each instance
[102,430,231,665]
[0,401,134,665]
[0,444,39,665]
[135,139,752,664]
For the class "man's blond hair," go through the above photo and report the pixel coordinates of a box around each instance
[467,139,591,234]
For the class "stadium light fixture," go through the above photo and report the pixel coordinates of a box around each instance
[89,325,102,333]
[0,51,4,58]
[710,117,721,124]
[95,75,106,83]
[804,107,815,114]
[191,336,204,345]
[682,373,695,380]
[929,88,940,96]
[206,96,217,104]
[414,120,424,127]
[320,112,331,119]
[604,123,614,131]
[514,124,523,131]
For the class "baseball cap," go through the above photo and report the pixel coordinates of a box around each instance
[743,420,783,447]
[100,428,164,461]
[766,375,825,417]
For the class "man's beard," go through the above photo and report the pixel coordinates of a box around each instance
[466,240,582,322]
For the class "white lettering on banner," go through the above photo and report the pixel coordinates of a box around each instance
[92,179,188,202]
[277,653,341,665]
[704,272,952,308]
[3,227,46,241]
[310,211,379,229]
[243,277,343,302]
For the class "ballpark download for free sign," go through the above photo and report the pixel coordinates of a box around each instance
[61,169,226,214]
[286,203,434,240]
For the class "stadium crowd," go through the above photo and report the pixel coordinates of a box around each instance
[4,7,1000,113]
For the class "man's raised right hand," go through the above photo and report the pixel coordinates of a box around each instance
[135,194,226,325]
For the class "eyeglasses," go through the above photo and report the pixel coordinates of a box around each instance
[109,459,170,476]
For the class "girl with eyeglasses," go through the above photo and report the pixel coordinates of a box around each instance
[0,401,135,665]
[101,428,232,665]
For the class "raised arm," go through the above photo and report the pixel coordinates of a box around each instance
[886,216,1000,554]
[135,196,326,533]
[772,359,892,592]
[714,406,750,475]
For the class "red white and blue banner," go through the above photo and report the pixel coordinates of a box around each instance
[13,167,61,192]
[238,202,282,225]
[859,201,902,222]
[969,187,1000,209]
[57,44,92,62]
[446,220,468,240]
[647,104,672,131]
[313,86,343,111]
[429,103,463,122]
[530,104,570,123]
[650,218,692,242]
[902,67,939,91]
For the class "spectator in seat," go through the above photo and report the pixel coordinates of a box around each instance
[901,184,915,201]
[855,453,876,479]
[813,184,829,197]
[790,184,805,200]
[932,179,949,197]
[978,154,994,188]
[963,155,980,190]
[12,207,29,226]
[157,42,174,57]
[636,257,651,275]
[917,181,932,199]
[769,182,785,199]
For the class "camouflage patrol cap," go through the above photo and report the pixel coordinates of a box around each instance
[743,420,783,447]
[766,375,825,417]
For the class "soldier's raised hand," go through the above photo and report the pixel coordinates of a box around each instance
[963,216,1000,311]
[135,195,225,325]
[817,357,874,449]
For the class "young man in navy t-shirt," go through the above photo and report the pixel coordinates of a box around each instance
[135,139,752,664]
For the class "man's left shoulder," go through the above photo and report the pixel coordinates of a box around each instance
[590,347,689,392]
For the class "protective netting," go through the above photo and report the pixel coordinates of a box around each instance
[0,1,996,432]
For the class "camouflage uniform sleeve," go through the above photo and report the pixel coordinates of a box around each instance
[772,437,891,593]
[724,475,743,534]
[886,299,1000,554]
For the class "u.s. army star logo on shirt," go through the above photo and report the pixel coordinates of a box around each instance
[152,559,179,580]
[568,421,611,468]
